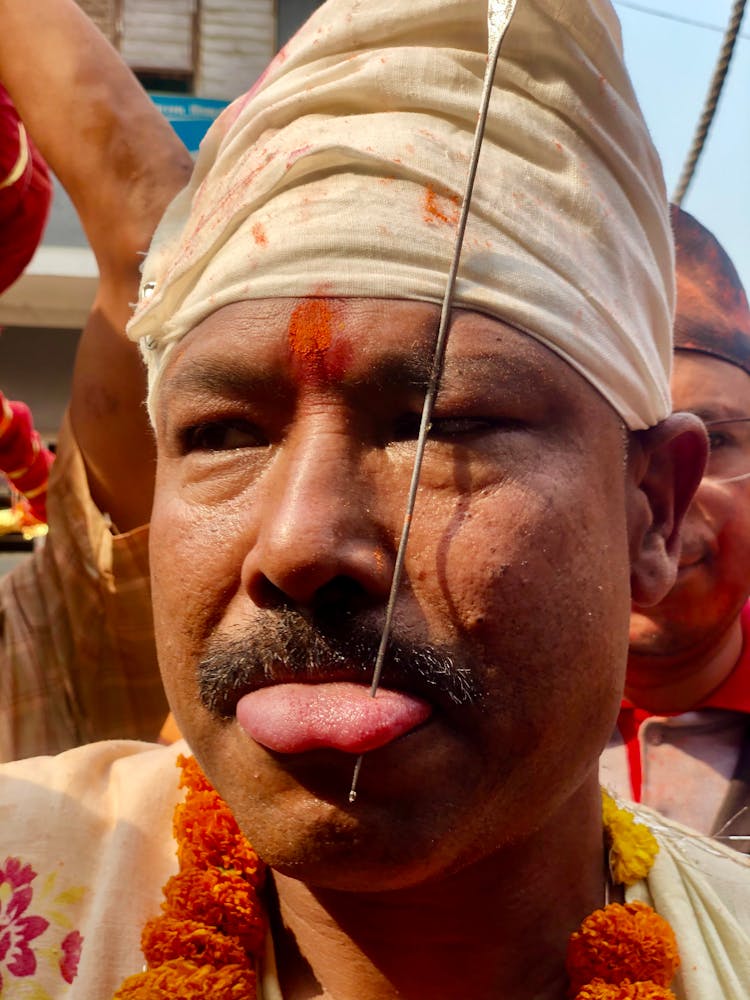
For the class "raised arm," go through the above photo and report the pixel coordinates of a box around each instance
[0,0,193,530]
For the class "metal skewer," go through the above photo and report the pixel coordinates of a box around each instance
[348,0,519,805]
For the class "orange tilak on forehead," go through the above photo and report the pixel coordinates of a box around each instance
[287,298,351,383]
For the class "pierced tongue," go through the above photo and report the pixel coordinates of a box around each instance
[236,682,432,754]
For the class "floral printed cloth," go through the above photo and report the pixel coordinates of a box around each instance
[0,739,749,998]
[0,857,83,995]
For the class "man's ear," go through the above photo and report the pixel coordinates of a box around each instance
[628,412,707,608]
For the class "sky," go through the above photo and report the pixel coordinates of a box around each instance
[615,0,749,290]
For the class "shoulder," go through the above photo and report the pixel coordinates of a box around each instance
[0,737,185,826]
[629,803,750,1000]
[0,740,187,996]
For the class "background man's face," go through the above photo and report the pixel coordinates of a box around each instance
[149,296,634,890]
[630,351,750,659]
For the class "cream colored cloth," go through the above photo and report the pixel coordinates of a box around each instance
[129,0,672,431]
[627,803,750,999]
[0,740,748,998]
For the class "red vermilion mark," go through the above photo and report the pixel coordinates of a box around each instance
[288,299,334,381]
[252,222,268,246]
[287,299,355,384]
[424,187,459,226]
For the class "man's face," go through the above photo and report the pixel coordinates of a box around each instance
[630,351,750,659]
[150,297,635,890]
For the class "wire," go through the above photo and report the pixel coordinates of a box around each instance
[672,0,748,204]
[614,0,750,41]
[346,0,520,807]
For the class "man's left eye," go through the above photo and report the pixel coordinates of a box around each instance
[429,417,496,438]
[182,420,267,452]
[392,414,498,441]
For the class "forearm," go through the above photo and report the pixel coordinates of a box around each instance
[0,0,192,528]
[0,0,192,273]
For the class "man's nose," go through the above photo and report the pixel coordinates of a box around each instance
[241,424,395,609]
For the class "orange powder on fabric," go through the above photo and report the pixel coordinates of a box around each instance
[251,222,267,246]
[424,187,459,226]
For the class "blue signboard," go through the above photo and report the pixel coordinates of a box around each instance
[149,94,229,153]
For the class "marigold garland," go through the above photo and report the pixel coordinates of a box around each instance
[568,793,680,1000]
[113,755,266,1000]
[113,763,680,1000]
[602,789,659,886]
[573,982,677,1000]
[567,901,679,997]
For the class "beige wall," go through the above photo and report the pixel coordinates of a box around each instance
[73,0,276,100]
[198,0,275,99]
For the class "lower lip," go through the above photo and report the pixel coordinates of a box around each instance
[235,682,433,755]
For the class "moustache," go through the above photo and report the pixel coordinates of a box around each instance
[197,609,482,717]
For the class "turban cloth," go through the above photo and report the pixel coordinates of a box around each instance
[0,85,51,294]
[129,0,673,430]
[671,205,750,377]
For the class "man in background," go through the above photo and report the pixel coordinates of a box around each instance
[0,0,192,758]
[601,205,750,851]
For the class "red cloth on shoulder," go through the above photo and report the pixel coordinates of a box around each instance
[0,84,52,293]
[618,602,750,800]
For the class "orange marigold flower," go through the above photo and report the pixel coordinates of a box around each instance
[162,869,266,954]
[566,902,679,994]
[177,754,215,794]
[574,978,677,999]
[174,760,265,887]
[601,791,659,886]
[114,958,256,999]
[141,916,251,968]
[175,792,263,886]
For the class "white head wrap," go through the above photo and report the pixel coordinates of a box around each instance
[129,0,673,429]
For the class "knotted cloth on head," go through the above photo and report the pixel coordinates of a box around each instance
[129,0,673,430]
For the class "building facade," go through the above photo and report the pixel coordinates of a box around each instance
[74,0,323,100]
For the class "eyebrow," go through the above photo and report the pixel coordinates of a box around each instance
[687,405,750,423]
[160,345,547,403]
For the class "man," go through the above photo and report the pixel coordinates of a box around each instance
[0,0,192,758]
[0,1,747,998]
[600,206,750,850]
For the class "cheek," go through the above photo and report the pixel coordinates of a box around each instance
[713,503,750,589]
[411,479,629,803]
[408,479,631,646]
[149,486,248,686]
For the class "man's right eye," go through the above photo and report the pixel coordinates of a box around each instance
[181,420,267,452]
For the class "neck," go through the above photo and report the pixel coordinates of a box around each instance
[626,616,743,714]
[268,775,605,1000]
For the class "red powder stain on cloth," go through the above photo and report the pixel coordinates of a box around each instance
[424,188,459,226]
[287,144,313,169]
[252,222,267,246]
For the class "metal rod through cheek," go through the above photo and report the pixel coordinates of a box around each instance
[347,17,514,805]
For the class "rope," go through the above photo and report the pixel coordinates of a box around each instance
[672,0,747,205]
